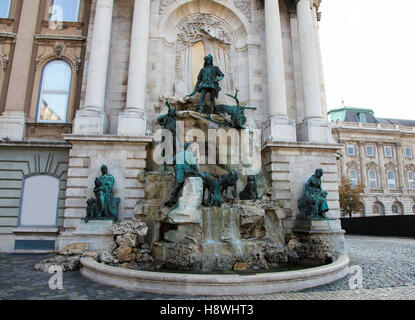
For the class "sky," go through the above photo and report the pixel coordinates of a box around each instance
[319,0,415,120]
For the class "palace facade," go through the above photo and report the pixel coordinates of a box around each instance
[330,107,415,217]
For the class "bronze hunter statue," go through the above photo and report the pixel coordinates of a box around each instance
[187,54,224,113]
[298,168,330,219]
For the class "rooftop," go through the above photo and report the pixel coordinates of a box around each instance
[328,106,415,127]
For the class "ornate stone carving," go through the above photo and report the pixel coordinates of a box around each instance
[176,15,232,45]
[159,0,176,15]
[175,14,235,97]
[234,0,252,22]
[0,53,8,70]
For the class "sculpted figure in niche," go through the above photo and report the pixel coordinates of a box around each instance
[187,54,224,113]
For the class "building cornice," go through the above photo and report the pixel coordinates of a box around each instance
[34,34,86,42]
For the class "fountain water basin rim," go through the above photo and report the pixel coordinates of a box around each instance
[80,254,350,296]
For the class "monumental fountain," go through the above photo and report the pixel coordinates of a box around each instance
[36,55,349,296]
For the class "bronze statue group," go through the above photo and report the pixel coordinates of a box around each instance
[83,54,330,221]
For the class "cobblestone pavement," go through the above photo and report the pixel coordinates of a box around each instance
[0,235,415,300]
[190,286,415,300]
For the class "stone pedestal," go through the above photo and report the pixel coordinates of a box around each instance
[117,111,147,136]
[297,119,333,144]
[293,218,347,254]
[262,141,342,234]
[57,134,151,251]
[263,116,297,143]
[166,177,203,224]
[73,109,109,135]
[65,220,116,251]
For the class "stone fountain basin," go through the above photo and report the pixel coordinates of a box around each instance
[80,254,350,296]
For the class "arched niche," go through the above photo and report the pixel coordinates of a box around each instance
[19,174,60,227]
[158,0,250,105]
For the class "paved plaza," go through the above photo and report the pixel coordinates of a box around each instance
[0,235,415,300]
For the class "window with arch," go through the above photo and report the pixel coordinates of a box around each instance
[368,170,377,189]
[348,169,358,187]
[408,171,415,189]
[387,170,396,189]
[392,202,403,215]
[405,147,413,159]
[0,0,12,18]
[50,0,81,22]
[372,202,384,216]
[19,174,60,227]
[36,60,72,123]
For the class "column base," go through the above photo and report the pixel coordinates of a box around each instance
[73,109,108,135]
[0,112,26,141]
[117,110,147,136]
[263,116,297,142]
[297,118,333,144]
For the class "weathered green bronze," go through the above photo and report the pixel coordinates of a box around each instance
[200,172,222,207]
[84,165,120,222]
[218,169,238,198]
[157,101,177,171]
[215,90,257,129]
[187,54,224,113]
[165,142,202,207]
[239,175,260,200]
[298,169,330,219]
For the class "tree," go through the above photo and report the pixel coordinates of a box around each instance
[339,175,365,218]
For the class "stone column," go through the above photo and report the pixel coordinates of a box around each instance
[311,3,328,121]
[118,0,150,136]
[263,0,296,142]
[396,144,406,190]
[358,142,367,188]
[73,0,114,135]
[296,0,332,143]
[377,142,386,189]
[0,0,40,140]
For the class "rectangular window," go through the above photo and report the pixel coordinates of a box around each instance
[0,0,12,18]
[366,145,375,157]
[50,0,81,22]
[346,144,356,156]
[384,145,393,158]
[405,147,413,159]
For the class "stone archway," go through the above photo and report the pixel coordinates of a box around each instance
[174,14,236,101]
[157,0,251,104]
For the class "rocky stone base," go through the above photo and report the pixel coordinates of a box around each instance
[34,243,95,272]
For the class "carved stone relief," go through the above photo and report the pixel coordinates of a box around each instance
[234,0,252,22]
[174,14,236,101]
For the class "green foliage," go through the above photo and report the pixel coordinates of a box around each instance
[339,175,365,218]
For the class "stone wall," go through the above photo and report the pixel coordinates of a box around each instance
[58,135,151,251]
[0,143,69,252]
